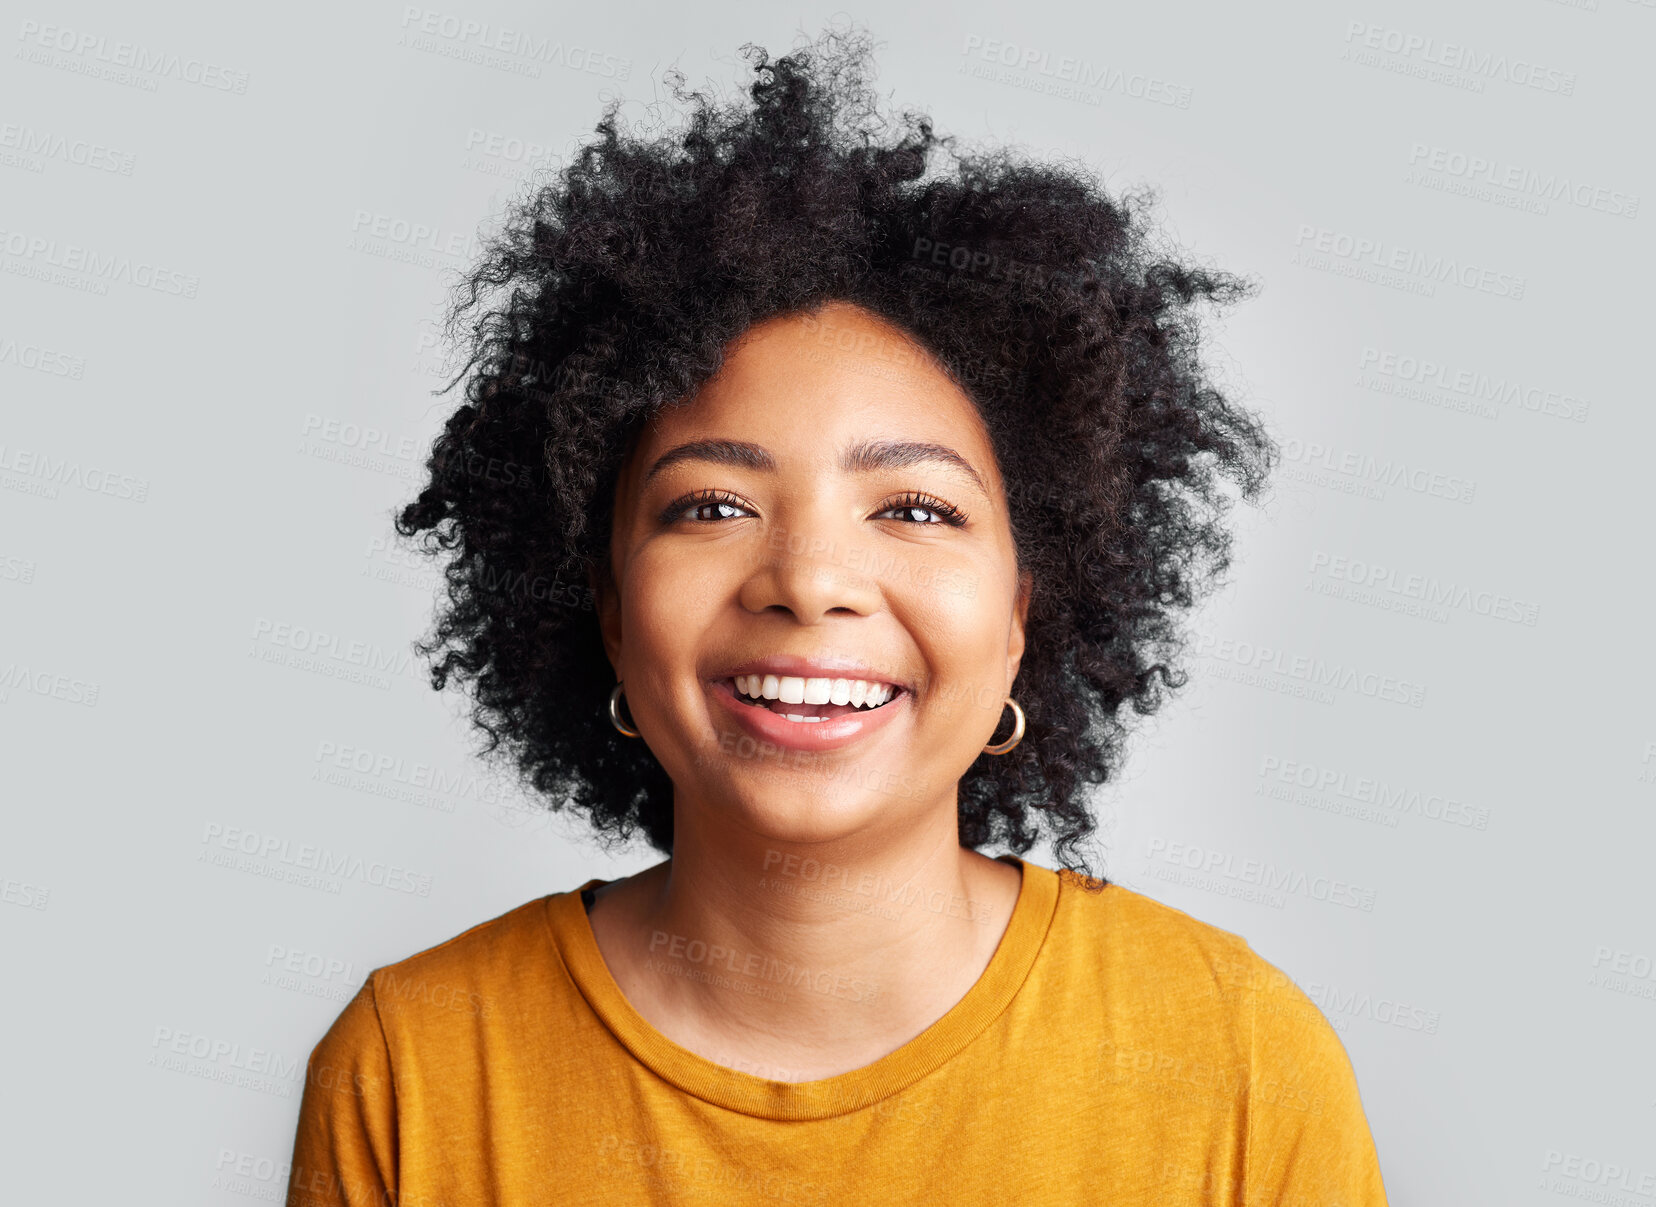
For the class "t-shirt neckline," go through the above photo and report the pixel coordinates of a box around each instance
[542,854,1060,1121]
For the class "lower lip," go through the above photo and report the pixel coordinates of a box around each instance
[707,678,908,753]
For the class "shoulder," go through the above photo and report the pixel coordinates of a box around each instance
[289,896,568,1202]
[365,892,565,1032]
[1050,876,1348,1076]
[1053,879,1388,1196]
[307,890,568,1071]
[1052,874,1261,1000]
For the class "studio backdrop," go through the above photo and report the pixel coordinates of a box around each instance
[1,1,1652,1202]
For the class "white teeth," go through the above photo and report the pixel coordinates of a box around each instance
[731,673,897,709]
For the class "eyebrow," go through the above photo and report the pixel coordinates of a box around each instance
[642,438,990,498]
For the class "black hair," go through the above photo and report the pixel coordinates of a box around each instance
[395,25,1276,883]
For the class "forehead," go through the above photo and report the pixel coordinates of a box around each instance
[633,302,995,468]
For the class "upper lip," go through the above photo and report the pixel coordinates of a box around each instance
[713,655,910,691]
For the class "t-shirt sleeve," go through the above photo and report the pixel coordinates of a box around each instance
[284,974,399,1207]
[1244,953,1389,1206]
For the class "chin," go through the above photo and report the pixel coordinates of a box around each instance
[724,781,905,844]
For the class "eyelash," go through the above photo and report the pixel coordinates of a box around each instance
[884,491,970,527]
[662,489,969,528]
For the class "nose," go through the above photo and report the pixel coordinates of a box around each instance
[736,516,884,623]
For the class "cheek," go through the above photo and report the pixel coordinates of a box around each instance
[895,567,1013,735]
[618,546,731,673]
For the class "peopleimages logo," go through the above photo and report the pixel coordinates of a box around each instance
[1257,755,1491,830]
[1540,1151,1656,1197]
[1406,143,1638,219]
[312,738,507,811]
[263,944,361,1003]
[462,128,561,170]
[1188,630,1428,708]
[0,662,100,707]
[0,335,86,378]
[1341,21,1577,95]
[148,1027,299,1098]
[0,443,150,502]
[211,1150,293,1196]
[300,412,424,463]
[0,122,137,174]
[0,226,200,297]
[1,873,50,910]
[1357,347,1590,423]
[958,34,1194,108]
[1304,982,1441,1034]
[1143,837,1378,912]
[1589,945,1656,1002]
[1293,224,1525,300]
[198,822,434,897]
[1307,551,1540,627]
[1279,436,1477,504]
[396,8,631,80]
[348,210,480,262]
[14,20,252,93]
[250,618,418,681]
[646,928,881,1004]
[249,618,425,693]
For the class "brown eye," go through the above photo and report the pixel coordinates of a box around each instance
[689,500,745,522]
[661,490,753,525]
[885,504,945,524]
[877,492,969,527]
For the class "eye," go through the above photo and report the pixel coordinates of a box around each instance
[877,491,969,528]
[660,489,754,525]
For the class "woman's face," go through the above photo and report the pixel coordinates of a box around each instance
[599,300,1031,848]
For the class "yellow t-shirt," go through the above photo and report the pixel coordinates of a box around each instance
[284,856,1389,1205]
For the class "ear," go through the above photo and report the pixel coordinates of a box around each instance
[1007,569,1032,688]
[589,560,623,678]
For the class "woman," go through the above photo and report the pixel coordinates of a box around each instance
[285,28,1388,1206]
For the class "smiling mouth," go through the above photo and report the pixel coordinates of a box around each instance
[722,675,906,724]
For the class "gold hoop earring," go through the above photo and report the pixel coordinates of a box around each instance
[608,682,640,738]
[983,696,1025,755]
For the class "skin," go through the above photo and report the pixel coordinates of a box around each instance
[586,299,1033,1082]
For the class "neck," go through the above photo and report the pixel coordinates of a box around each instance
[590,807,1021,1081]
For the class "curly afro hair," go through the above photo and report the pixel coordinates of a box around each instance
[395,25,1277,883]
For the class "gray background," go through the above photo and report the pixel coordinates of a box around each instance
[2,0,1652,1201]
